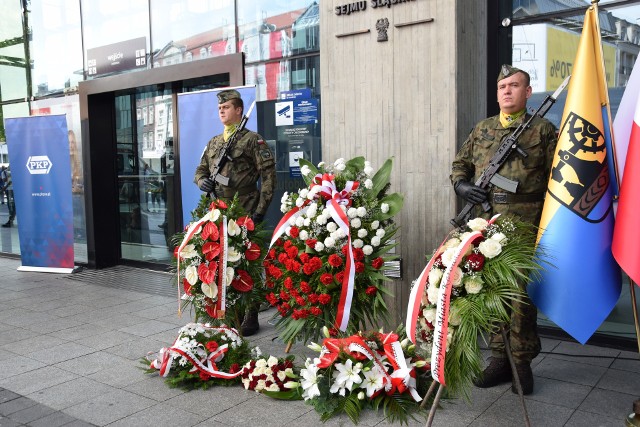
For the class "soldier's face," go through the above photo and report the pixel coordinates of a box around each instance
[218,101,243,125]
[497,72,532,114]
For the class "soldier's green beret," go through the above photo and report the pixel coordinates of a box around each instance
[217,89,241,104]
[497,64,529,82]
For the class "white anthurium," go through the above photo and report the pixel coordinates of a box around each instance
[203,209,221,223]
[227,247,241,263]
[227,219,241,236]
[184,265,199,285]
[201,283,218,299]
[225,267,235,286]
[180,244,199,259]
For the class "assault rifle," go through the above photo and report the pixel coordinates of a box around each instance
[209,101,256,198]
[451,75,570,227]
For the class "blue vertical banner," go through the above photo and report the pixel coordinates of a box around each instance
[177,86,257,226]
[4,115,74,272]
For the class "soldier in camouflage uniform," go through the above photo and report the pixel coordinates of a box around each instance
[195,89,276,336]
[450,65,557,395]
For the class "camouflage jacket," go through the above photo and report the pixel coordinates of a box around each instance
[450,113,557,223]
[194,128,276,216]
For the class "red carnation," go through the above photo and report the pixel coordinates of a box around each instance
[267,248,276,260]
[328,254,343,268]
[329,328,339,337]
[372,257,384,270]
[341,245,349,256]
[284,277,294,289]
[205,341,219,352]
[320,273,334,285]
[335,271,345,284]
[300,281,312,294]
[365,286,377,296]
[290,260,302,273]
[305,238,317,248]
[266,293,279,306]
[289,226,300,238]
[231,270,254,292]
[245,242,261,261]
[310,307,322,316]
[286,246,298,259]
[295,296,306,306]
[470,235,485,246]
[299,253,310,263]
[229,363,241,374]
[199,371,211,381]
[266,280,274,289]
[353,248,365,261]
[355,262,365,273]
[173,246,179,259]
[318,294,331,305]
[308,293,319,304]
[466,252,486,271]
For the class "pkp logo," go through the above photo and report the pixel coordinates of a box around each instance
[26,156,53,175]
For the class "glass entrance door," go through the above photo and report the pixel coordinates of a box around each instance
[115,85,175,264]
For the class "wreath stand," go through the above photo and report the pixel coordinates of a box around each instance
[421,325,531,427]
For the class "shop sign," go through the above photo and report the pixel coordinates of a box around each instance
[86,37,147,77]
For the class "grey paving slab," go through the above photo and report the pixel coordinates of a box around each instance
[46,304,96,319]
[0,311,61,328]
[0,396,37,415]
[135,303,181,320]
[0,366,78,395]
[7,402,55,424]
[525,376,592,409]
[0,390,20,404]
[25,342,95,364]
[86,362,148,388]
[0,349,15,361]
[63,389,155,426]
[103,299,168,315]
[473,393,574,427]
[577,387,638,420]
[117,319,179,338]
[10,296,71,310]
[546,341,619,368]
[0,328,40,347]
[123,376,186,402]
[54,352,132,377]
[1,335,70,356]
[22,317,84,334]
[27,377,117,410]
[107,404,207,427]
[534,356,608,386]
[0,290,29,302]
[84,313,153,330]
[610,349,640,374]
[595,367,640,396]
[0,355,47,381]
[163,387,256,418]
[48,323,112,341]
[564,409,624,427]
[211,394,311,426]
[27,410,82,427]
[282,406,378,426]
[103,337,167,361]
[72,330,139,351]
[0,415,21,427]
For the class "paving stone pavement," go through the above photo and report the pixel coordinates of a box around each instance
[0,257,638,426]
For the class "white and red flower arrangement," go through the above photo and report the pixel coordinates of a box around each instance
[264,157,404,345]
[406,215,542,396]
[240,355,296,393]
[172,195,270,331]
[260,328,430,424]
[145,322,252,390]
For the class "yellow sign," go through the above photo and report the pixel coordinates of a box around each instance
[546,26,616,91]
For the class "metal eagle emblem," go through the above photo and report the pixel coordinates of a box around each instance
[376,18,389,42]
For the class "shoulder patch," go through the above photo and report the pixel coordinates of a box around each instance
[260,149,273,160]
[257,139,265,145]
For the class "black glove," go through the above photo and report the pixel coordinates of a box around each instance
[454,180,488,204]
[198,178,214,193]
[251,213,265,224]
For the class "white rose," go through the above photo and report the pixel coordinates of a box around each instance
[364,164,374,176]
[441,248,457,268]
[324,236,336,248]
[478,239,502,259]
[352,239,364,248]
[280,204,289,213]
[371,236,381,247]
[357,229,368,238]
[295,197,305,207]
[363,245,373,256]
[423,307,437,323]
[464,276,484,294]
[452,267,464,287]
[371,220,380,230]
[448,306,461,326]
[467,217,489,231]
[364,179,373,189]
[356,207,367,217]
[316,215,328,225]
[442,238,461,250]
[300,165,311,176]
[299,230,309,241]
[427,285,440,304]
[351,218,362,228]
[491,232,508,244]
[428,268,443,287]
[381,203,389,213]
[184,265,199,285]
[267,356,279,367]
[255,359,268,368]
[227,247,241,263]
[327,222,338,233]
[376,228,385,238]
[314,242,325,252]
[347,208,358,218]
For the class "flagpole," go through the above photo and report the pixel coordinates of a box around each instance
[592,0,640,354]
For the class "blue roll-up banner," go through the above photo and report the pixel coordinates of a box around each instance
[4,115,75,273]
[177,86,257,226]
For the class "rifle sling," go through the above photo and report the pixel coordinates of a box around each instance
[492,192,545,204]
[213,183,257,198]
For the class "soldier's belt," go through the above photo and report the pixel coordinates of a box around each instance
[492,192,545,204]
[214,184,257,198]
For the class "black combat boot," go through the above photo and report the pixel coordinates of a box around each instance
[473,357,512,388]
[511,363,534,395]
[241,309,260,337]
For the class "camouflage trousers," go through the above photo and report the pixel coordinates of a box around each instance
[489,280,541,364]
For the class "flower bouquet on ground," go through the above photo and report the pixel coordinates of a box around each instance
[265,156,404,346]
[144,323,252,390]
[240,354,298,393]
[260,328,431,425]
[406,215,543,398]
[171,194,270,331]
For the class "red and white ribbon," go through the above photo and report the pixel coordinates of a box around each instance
[310,173,359,207]
[430,230,481,385]
[215,216,228,318]
[386,341,421,402]
[327,198,355,331]
[269,202,309,249]
[176,214,210,314]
